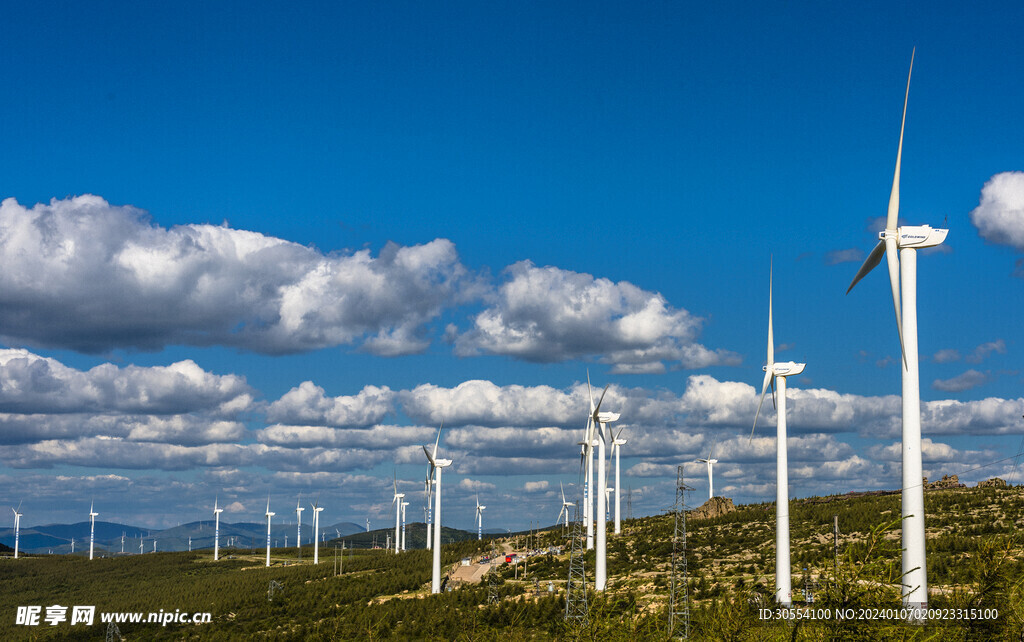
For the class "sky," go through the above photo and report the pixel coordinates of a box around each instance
[1,0,1023,533]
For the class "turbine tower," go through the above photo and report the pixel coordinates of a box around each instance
[88,502,99,560]
[694,444,719,501]
[392,476,405,554]
[295,497,304,556]
[423,424,452,594]
[751,259,806,608]
[611,428,627,534]
[847,49,944,612]
[311,497,324,564]
[588,375,619,591]
[401,501,409,551]
[12,503,23,559]
[475,495,486,540]
[265,498,275,567]
[213,498,224,561]
[424,476,433,550]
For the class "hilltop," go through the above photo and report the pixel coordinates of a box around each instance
[0,483,1021,640]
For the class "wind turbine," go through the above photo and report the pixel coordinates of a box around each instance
[694,444,719,501]
[213,498,224,561]
[475,495,486,540]
[11,503,22,559]
[392,475,405,554]
[751,259,806,608]
[311,496,324,564]
[577,405,597,550]
[265,497,275,567]
[611,427,627,534]
[295,496,304,559]
[588,376,619,591]
[557,482,573,529]
[423,424,452,593]
[89,502,99,560]
[847,49,944,612]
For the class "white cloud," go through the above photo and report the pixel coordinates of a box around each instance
[399,379,580,427]
[0,196,472,355]
[256,423,435,449]
[970,171,1024,252]
[267,381,394,427]
[965,340,1006,364]
[932,369,990,392]
[453,261,740,370]
[458,478,497,492]
[0,349,254,416]
[523,480,549,492]
[824,248,863,265]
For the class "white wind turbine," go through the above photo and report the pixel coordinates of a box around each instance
[694,443,719,501]
[557,482,573,528]
[264,497,275,567]
[588,375,618,591]
[751,259,806,608]
[423,424,452,594]
[576,405,597,550]
[213,498,224,561]
[475,495,486,540]
[846,49,944,611]
[12,503,23,559]
[89,502,99,560]
[401,501,409,551]
[295,496,304,558]
[392,476,405,554]
[311,496,324,564]
[611,427,627,534]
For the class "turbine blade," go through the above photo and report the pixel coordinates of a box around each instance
[771,375,777,410]
[431,423,443,460]
[887,47,914,232]
[560,481,566,503]
[750,370,773,441]
[595,384,609,416]
[847,239,886,294]
[885,237,907,367]
[587,369,595,413]
[423,444,436,466]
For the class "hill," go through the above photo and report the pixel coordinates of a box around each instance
[0,483,1021,640]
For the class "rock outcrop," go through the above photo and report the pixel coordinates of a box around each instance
[690,496,736,521]
[925,474,965,490]
[977,477,1009,489]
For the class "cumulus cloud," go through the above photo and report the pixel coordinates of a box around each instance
[0,196,473,354]
[932,369,990,392]
[453,261,740,371]
[523,480,549,492]
[255,423,435,449]
[0,349,254,416]
[266,382,394,427]
[399,380,581,427]
[970,171,1024,252]
[458,478,497,492]
[932,348,961,363]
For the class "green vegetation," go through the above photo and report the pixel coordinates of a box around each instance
[1,484,1021,640]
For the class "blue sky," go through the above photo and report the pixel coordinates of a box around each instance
[1,1,1023,533]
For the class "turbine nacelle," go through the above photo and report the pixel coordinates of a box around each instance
[885,225,948,249]
[765,361,806,376]
[595,411,619,424]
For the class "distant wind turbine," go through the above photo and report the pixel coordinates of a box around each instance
[213,497,224,561]
[751,259,805,608]
[89,502,99,560]
[588,374,619,592]
[423,424,452,593]
[846,49,944,612]
[557,482,573,529]
[11,503,22,559]
[392,475,405,554]
[311,496,324,564]
[265,497,275,567]
[475,495,486,540]
[695,443,719,501]
[295,496,304,558]
[424,476,433,550]
[401,501,409,551]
